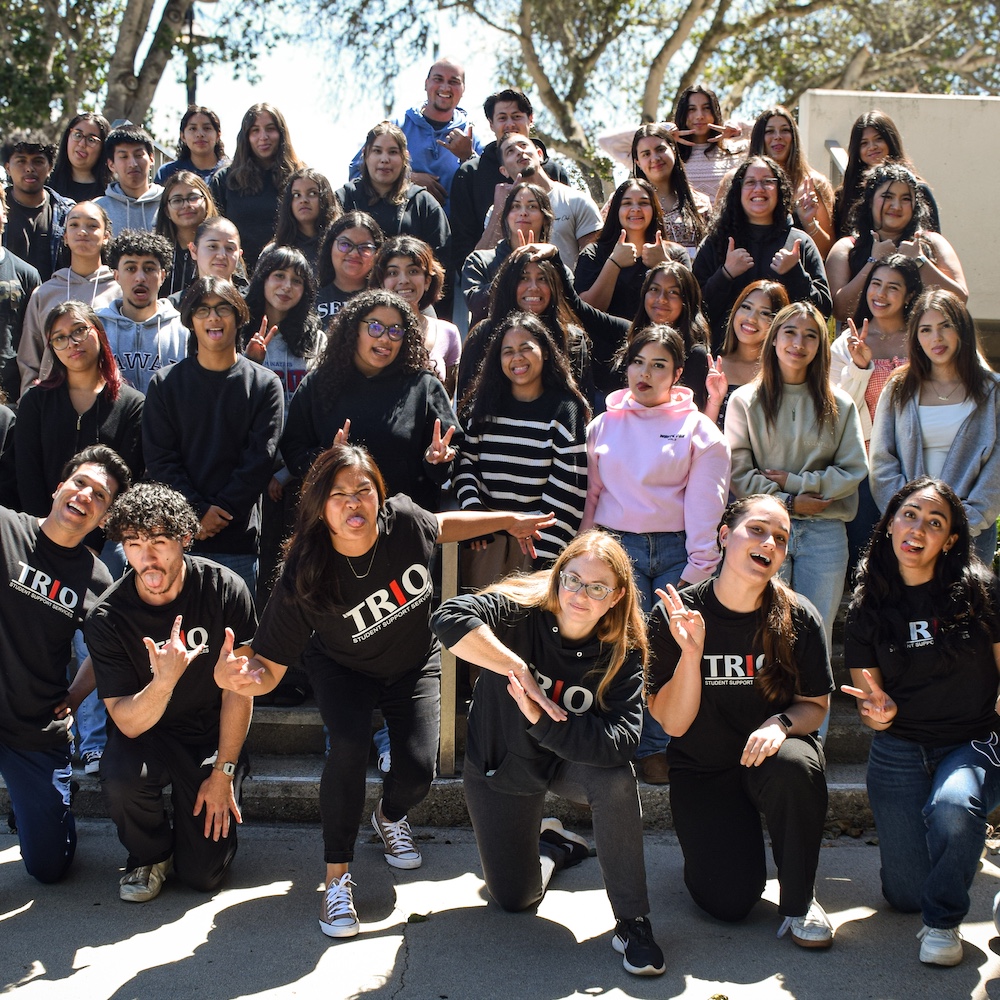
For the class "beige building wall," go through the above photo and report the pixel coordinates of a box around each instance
[800,90,1000,352]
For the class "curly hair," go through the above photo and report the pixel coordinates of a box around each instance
[273,167,340,246]
[717,495,801,705]
[594,178,665,253]
[369,235,445,310]
[486,529,649,709]
[850,476,998,669]
[628,260,710,351]
[317,211,384,289]
[154,171,218,244]
[630,123,704,242]
[40,301,123,401]
[310,288,431,401]
[459,311,588,427]
[227,103,302,196]
[103,481,200,543]
[244,245,322,359]
[846,163,932,276]
[280,444,388,613]
[108,229,174,271]
[703,155,794,257]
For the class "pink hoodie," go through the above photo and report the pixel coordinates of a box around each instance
[581,386,731,584]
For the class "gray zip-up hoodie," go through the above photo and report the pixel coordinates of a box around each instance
[95,182,164,235]
[17,266,120,395]
[96,298,187,394]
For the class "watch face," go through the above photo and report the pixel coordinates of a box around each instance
[217,761,236,776]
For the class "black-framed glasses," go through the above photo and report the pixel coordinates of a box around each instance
[49,324,93,351]
[167,192,206,208]
[363,319,405,341]
[559,571,615,601]
[335,237,378,258]
[193,303,236,320]
[69,129,103,147]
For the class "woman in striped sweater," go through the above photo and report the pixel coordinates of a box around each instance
[455,311,590,590]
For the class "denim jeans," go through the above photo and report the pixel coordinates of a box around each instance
[867,730,1000,928]
[0,741,75,882]
[72,630,106,757]
[778,518,847,649]
[614,530,687,759]
[972,521,997,569]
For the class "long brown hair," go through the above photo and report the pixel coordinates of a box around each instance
[485,529,648,709]
[360,121,411,206]
[227,103,302,195]
[718,496,800,705]
[757,302,837,431]
[719,280,789,356]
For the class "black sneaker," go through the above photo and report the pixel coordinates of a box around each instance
[612,915,666,976]
[539,817,591,867]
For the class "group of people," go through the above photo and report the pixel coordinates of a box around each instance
[1,60,999,980]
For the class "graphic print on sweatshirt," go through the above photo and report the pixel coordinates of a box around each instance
[342,562,433,643]
[702,651,766,687]
[531,663,597,714]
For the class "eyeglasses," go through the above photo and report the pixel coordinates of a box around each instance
[363,319,405,341]
[743,177,779,190]
[193,303,236,319]
[167,192,206,208]
[559,571,615,601]
[49,324,93,351]
[69,129,103,148]
[335,237,378,258]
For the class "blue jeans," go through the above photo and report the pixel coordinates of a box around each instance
[615,530,687,759]
[72,630,105,758]
[972,521,997,569]
[0,741,76,882]
[867,730,1000,928]
[206,553,258,601]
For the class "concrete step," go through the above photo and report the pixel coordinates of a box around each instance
[1,759,878,833]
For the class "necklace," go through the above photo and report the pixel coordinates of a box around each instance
[929,379,962,401]
[871,324,904,343]
[343,534,380,579]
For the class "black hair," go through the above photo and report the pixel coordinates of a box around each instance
[50,114,112,191]
[61,445,132,499]
[316,212,384,288]
[484,89,532,120]
[108,230,174,271]
[852,253,922,327]
[244,245,322,359]
[1,130,56,165]
[103,124,154,161]
[179,276,251,330]
[103,481,200,543]
[176,106,225,162]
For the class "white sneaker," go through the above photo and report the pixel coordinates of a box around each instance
[119,856,172,903]
[319,872,359,938]
[371,798,422,869]
[777,899,833,948]
[917,924,963,966]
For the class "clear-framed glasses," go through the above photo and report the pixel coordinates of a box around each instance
[335,237,377,258]
[69,129,103,148]
[743,177,779,190]
[193,303,236,320]
[167,192,206,208]
[49,324,93,351]
[559,571,615,601]
[363,319,405,342]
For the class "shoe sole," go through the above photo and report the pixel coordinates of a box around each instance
[371,810,422,869]
[791,933,833,949]
[319,917,360,938]
[119,886,163,903]
[612,935,666,976]
[539,818,590,852]
[919,948,962,966]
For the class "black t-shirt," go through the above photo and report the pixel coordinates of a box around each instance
[86,556,256,744]
[844,581,1000,747]
[252,495,440,680]
[0,508,113,750]
[5,196,54,280]
[647,578,833,773]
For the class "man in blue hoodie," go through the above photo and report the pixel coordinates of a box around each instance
[99,231,186,394]
[1,131,74,282]
[348,58,485,213]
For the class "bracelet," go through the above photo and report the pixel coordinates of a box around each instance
[721,265,733,280]
[608,257,622,269]
[866,256,877,264]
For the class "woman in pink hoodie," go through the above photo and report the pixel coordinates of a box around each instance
[581,324,731,781]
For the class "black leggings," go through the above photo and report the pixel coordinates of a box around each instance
[464,758,650,920]
[669,735,827,921]
[307,650,441,864]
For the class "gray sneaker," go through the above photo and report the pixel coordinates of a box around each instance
[119,856,172,903]
[917,925,963,966]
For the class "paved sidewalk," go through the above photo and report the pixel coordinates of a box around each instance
[2,820,999,999]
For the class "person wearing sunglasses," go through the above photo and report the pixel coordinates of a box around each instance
[430,529,666,976]
[315,212,384,322]
[143,277,283,597]
[282,288,461,513]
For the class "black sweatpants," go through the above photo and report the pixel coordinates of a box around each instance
[101,727,249,892]
[669,735,827,921]
[307,650,441,864]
